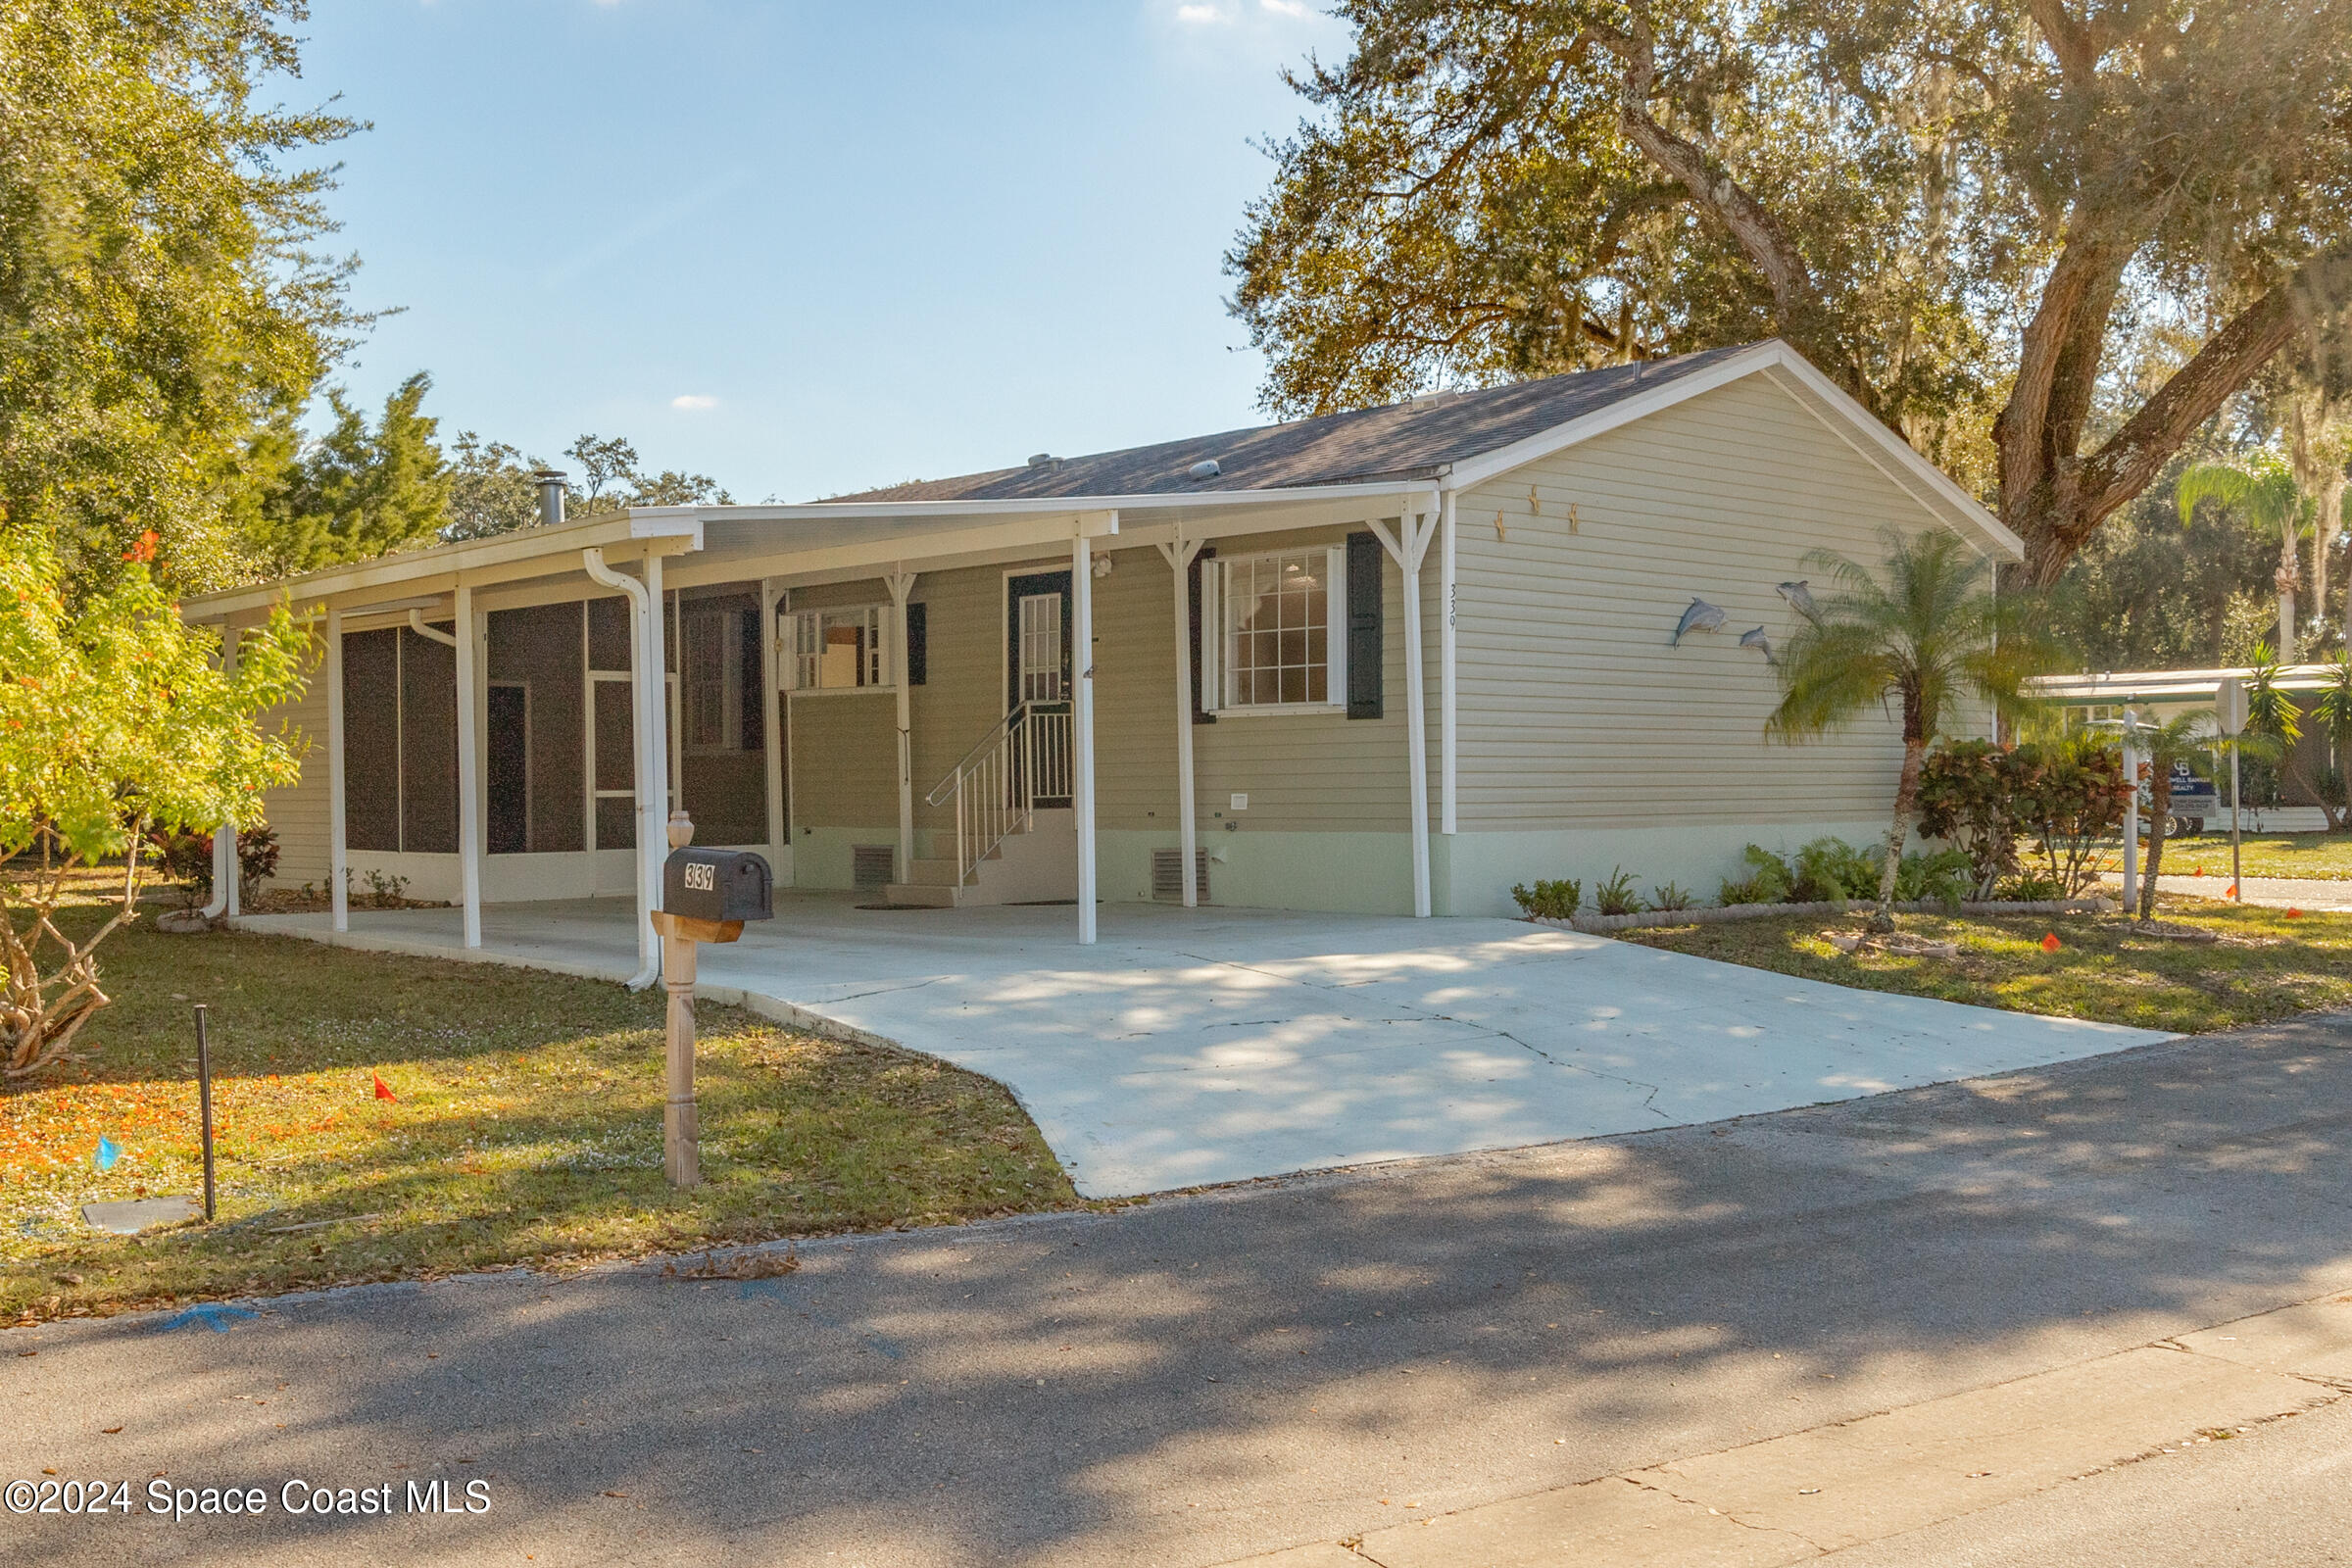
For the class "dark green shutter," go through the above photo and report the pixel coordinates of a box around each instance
[905,602,927,686]
[1346,531,1383,719]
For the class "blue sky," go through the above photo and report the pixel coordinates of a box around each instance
[293,1,1348,502]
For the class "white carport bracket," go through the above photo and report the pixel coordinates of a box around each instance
[1367,511,1438,917]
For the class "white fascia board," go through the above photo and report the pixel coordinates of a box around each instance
[1438,345,1787,493]
[1759,350,2022,560]
[180,514,704,622]
[1439,340,2021,563]
[633,479,1431,529]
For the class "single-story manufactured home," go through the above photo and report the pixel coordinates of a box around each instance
[182,339,2021,965]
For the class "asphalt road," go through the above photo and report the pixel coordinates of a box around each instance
[6,1010,2352,1568]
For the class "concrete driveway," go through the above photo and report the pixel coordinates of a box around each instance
[6,1011,2348,1568]
[238,896,2168,1196]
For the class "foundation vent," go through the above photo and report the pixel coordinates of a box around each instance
[1151,849,1210,904]
[852,845,896,889]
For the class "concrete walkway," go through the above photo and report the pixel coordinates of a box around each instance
[237,896,2167,1197]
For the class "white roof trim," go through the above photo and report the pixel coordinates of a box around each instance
[636,478,1439,526]
[1439,340,2021,562]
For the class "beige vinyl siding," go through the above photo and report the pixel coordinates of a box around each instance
[1191,526,1408,833]
[782,535,1412,841]
[1451,371,1978,832]
[255,627,330,887]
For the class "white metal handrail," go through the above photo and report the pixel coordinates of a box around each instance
[923,702,1073,886]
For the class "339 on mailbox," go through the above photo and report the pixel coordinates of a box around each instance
[661,848,773,922]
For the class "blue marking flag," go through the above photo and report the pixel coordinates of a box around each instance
[93,1136,121,1171]
[161,1302,257,1334]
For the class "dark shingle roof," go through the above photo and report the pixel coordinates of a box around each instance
[831,343,1763,503]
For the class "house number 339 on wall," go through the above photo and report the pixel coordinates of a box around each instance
[682,862,715,892]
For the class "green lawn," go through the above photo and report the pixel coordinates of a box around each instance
[3,891,1081,1324]
[1620,897,2352,1036]
[2155,832,2352,881]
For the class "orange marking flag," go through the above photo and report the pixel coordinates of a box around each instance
[2039,933,2061,954]
[371,1074,397,1102]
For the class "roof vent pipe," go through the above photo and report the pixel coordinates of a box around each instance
[534,468,568,528]
[1026,453,1056,467]
[1188,459,1221,479]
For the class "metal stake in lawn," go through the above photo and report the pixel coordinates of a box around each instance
[194,1004,216,1222]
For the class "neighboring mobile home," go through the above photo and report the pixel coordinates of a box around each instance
[181,340,2021,960]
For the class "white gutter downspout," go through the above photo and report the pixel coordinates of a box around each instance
[583,547,662,990]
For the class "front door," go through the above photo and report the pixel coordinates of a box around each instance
[1006,569,1073,807]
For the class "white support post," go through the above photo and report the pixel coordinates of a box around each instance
[326,608,349,934]
[1073,531,1098,945]
[759,577,786,872]
[1156,533,1204,908]
[886,569,917,883]
[1369,512,1437,917]
[454,582,483,949]
[1440,490,1457,840]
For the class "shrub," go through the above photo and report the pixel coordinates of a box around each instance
[1648,881,1696,911]
[1593,867,1643,916]
[1998,871,2066,902]
[148,824,279,910]
[1510,878,1582,920]
[1719,845,1796,907]
[1916,740,2034,898]
[2015,735,2131,895]
[1894,847,1974,907]
[1791,837,1879,902]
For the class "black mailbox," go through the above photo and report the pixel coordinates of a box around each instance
[662,849,774,923]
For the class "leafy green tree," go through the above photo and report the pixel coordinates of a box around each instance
[443,432,545,541]
[0,0,360,590]
[0,531,308,1076]
[242,372,452,577]
[2176,454,2313,657]
[1766,526,2050,923]
[2054,446,2280,668]
[1228,0,2352,588]
[561,434,729,518]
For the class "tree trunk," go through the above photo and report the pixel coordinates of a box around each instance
[2138,773,2172,920]
[1876,735,1928,927]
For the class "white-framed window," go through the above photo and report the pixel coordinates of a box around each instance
[783,605,894,693]
[1202,547,1347,712]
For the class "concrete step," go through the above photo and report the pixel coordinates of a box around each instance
[877,881,972,908]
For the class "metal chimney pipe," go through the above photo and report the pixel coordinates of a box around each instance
[533,468,568,528]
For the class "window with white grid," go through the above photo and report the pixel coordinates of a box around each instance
[785,606,891,692]
[1216,549,1343,710]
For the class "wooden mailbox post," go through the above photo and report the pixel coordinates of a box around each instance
[649,811,774,1188]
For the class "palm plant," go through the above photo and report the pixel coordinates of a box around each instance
[1767,526,2053,926]
[2126,711,2216,919]
[2311,654,2352,832]
[2176,455,2312,656]
[2241,643,2333,827]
